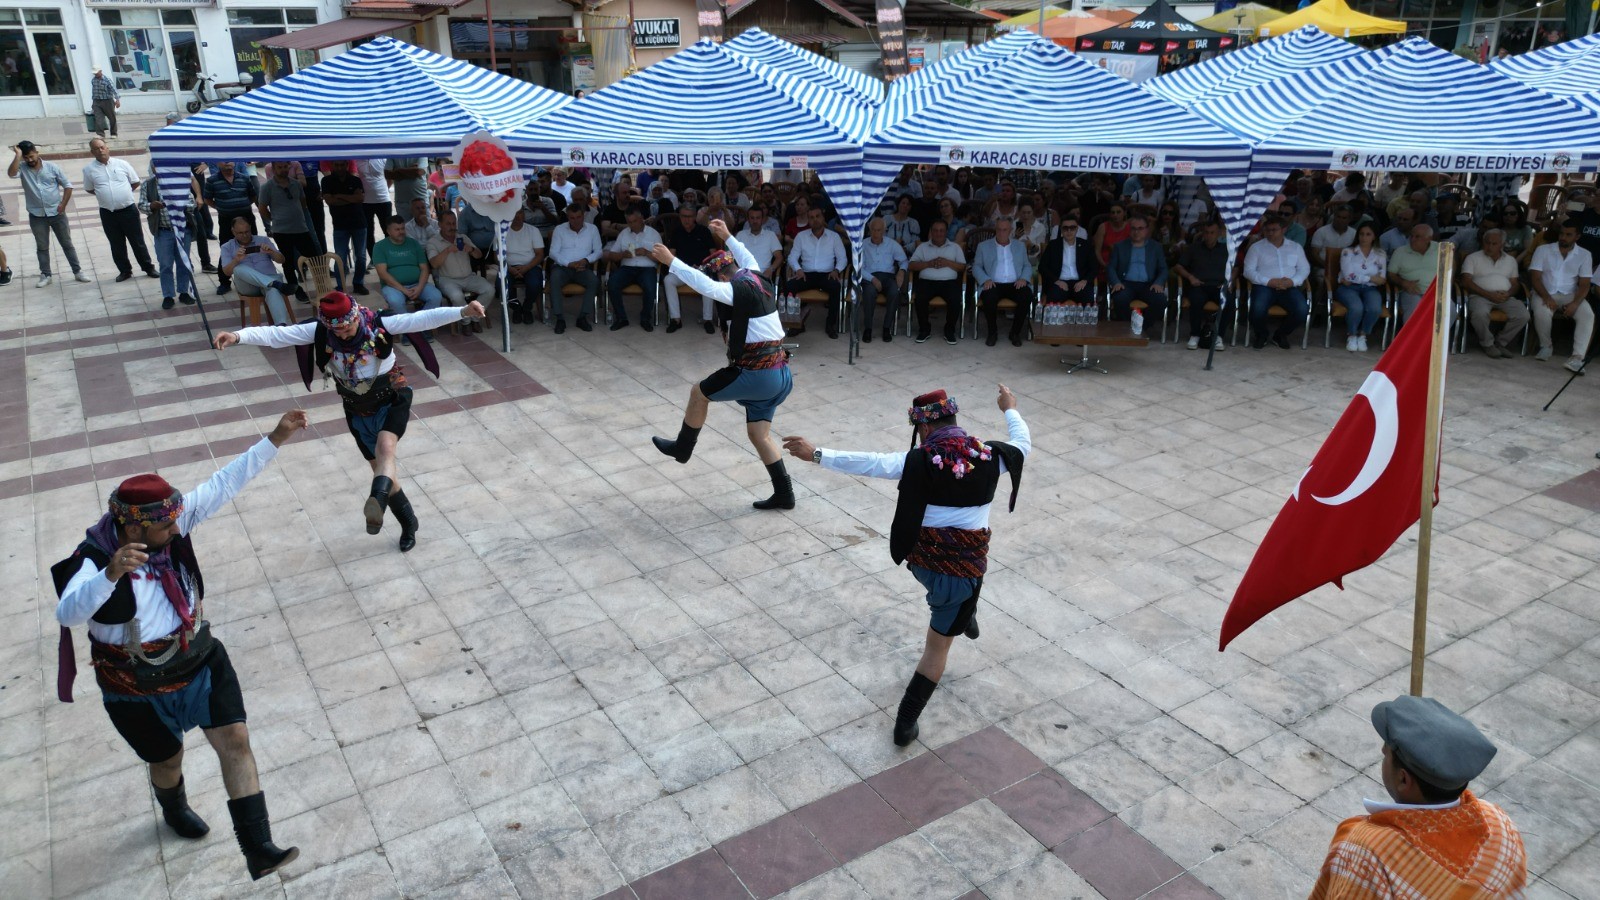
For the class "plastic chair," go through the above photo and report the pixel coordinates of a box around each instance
[296,253,345,301]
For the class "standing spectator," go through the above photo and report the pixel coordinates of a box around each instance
[1528,223,1594,371]
[503,208,546,324]
[662,205,714,333]
[386,158,428,216]
[218,217,289,325]
[259,161,317,303]
[1336,224,1388,352]
[299,159,326,252]
[886,195,920,254]
[909,219,967,344]
[547,203,601,334]
[1387,225,1440,324]
[357,158,389,252]
[1174,219,1228,350]
[1460,229,1527,359]
[202,161,257,295]
[82,138,156,282]
[857,216,907,344]
[8,141,88,287]
[372,216,443,318]
[787,206,848,339]
[974,217,1034,347]
[1243,216,1311,349]
[139,170,195,309]
[604,207,661,331]
[1106,215,1168,340]
[189,162,216,273]
[426,213,493,309]
[1572,188,1600,261]
[321,160,368,295]
[89,66,118,138]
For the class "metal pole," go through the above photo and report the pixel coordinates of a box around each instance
[487,0,497,70]
[1409,242,1453,697]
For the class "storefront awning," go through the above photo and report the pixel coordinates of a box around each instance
[259,17,416,51]
[777,32,848,46]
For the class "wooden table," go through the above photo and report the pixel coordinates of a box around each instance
[1031,322,1151,374]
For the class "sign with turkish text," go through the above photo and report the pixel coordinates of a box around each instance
[1330,148,1583,173]
[1078,51,1161,82]
[878,0,908,79]
[559,145,770,170]
[634,18,680,49]
[696,0,724,42]
[939,144,1166,173]
[454,131,525,223]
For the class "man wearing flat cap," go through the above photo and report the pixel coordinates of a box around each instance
[1310,695,1526,898]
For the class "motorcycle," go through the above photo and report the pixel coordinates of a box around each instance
[185,71,252,114]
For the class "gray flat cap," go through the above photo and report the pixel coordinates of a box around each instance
[1372,695,1496,791]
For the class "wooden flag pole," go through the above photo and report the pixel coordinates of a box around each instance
[1410,241,1454,696]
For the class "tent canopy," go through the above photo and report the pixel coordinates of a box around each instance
[865,40,1258,253]
[724,27,884,106]
[1257,0,1404,38]
[1146,25,1366,106]
[1193,2,1286,34]
[994,5,1070,30]
[1490,32,1600,96]
[1185,43,1386,141]
[1077,0,1234,54]
[1040,11,1122,43]
[889,29,1041,101]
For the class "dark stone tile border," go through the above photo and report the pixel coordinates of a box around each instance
[1542,468,1600,515]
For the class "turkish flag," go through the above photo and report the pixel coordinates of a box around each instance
[1219,285,1445,650]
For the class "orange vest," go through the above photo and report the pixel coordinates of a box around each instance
[1310,791,1527,899]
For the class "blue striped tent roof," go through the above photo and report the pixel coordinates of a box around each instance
[1242,38,1600,239]
[866,40,1258,253]
[724,28,884,107]
[1490,33,1600,96]
[149,37,570,207]
[1185,43,1388,142]
[888,30,1042,102]
[504,40,871,261]
[1146,26,1366,106]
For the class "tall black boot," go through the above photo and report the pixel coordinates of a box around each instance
[153,777,209,839]
[364,475,392,535]
[894,672,938,747]
[965,616,980,640]
[227,792,298,881]
[752,459,796,510]
[389,489,419,553]
[651,421,700,464]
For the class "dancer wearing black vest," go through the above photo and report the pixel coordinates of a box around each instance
[214,292,485,551]
[52,411,309,880]
[783,385,1029,746]
[649,219,797,510]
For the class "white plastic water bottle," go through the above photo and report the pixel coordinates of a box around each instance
[1131,308,1145,336]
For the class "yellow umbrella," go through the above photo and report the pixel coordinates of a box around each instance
[995,6,1070,31]
[1195,3,1287,34]
[1257,0,1405,38]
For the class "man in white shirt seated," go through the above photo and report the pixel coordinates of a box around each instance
[504,208,546,325]
[605,207,661,331]
[1243,216,1311,350]
[786,206,849,338]
[1311,204,1358,297]
[1529,223,1595,372]
[909,220,968,345]
[734,205,783,282]
[1459,228,1526,359]
[404,198,437,247]
[548,203,602,334]
[858,217,908,345]
[426,212,493,311]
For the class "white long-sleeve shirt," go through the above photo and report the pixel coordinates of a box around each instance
[609,224,662,268]
[549,221,601,267]
[234,306,464,387]
[789,227,848,274]
[667,236,785,343]
[57,438,279,645]
[820,410,1031,530]
[1243,237,1310,286]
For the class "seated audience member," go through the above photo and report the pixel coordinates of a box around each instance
[604,207,661,332]
[1243,216,1311,349]
[427,212,493,309]
[373,216,444,318]
[1387,224,1440,324]
[503,208,546,324]
[1529,222,1595,371]
[1173,219,1229,350]
[1380,207,1418,258]
[1311,204,1358,295]
[735,205,783,282]
[662,205,716,333]
[598,181,637,242]
[1310,695,1525,898]
[909,219,967,345]
[404,197,437,246]
[698,187,740,230]
[787,206,848,339]
[1336,223,1388,352]
[547,203,602,334]
[1040,211,1098,307]
[857,216,908,344]
[1106,215,1169,338]
[1460,228,1527,359]
[1017,202,1049,269]
[886,194,920,255]
[973,217,1034,347]
[1434,192,1477,253]
[219,216,291,324]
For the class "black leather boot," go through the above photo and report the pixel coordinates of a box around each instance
[965,616,980,639]
[752,459,796,510]
[364,476,392,535]
[651,421,700,463]
[153,777,208,838]
[389,490,419,553]
[227,792,298,881]
[893,672,938,747]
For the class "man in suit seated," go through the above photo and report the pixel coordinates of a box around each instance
[973,217,1033,347]
[1039,211,1098,307]
[1107,214,1168,337]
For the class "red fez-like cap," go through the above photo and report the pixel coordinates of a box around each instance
[115,473,176,505]
[319,291,354,323]
[912,390,947,407]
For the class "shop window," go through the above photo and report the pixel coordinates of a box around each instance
[0,29,36,96]
[33,32,70,94]
[101,10,174,93]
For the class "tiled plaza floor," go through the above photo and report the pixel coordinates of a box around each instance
[2,181,1599,899]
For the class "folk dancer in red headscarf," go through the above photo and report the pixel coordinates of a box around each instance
[782,386,1030,746]
[52,411,309,880]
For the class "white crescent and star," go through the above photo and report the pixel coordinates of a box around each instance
[1292,372,1400,507]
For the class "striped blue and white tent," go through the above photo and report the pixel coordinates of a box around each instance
[724,28,884,107]
[887,29,1042,105]
[1243,38,1600,236]
[1186,44,1390,142]
[1145,26,1366,107]
[504,40,874,261]
[149,37,570,209]
[1490,33,1600,97]
[865,41,1258,254]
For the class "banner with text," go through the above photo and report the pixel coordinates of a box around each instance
[878,0,909,79]
[559,145,771,169]
[939,144,1170,174]
[1077,51,1161,83]
[1330,148,1583,173]
[455,132,525,223]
